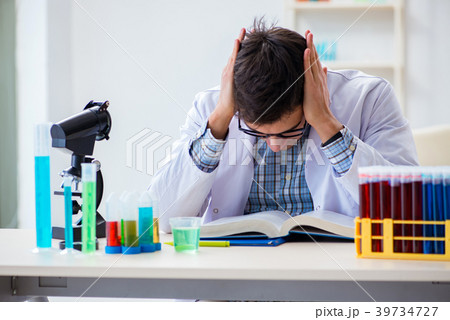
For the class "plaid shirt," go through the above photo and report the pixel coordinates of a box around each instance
[189,121,357,216]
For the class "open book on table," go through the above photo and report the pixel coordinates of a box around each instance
[200,210,355,240]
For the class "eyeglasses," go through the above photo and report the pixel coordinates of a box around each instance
[238,118,309,138]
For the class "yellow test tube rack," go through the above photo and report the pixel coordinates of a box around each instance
[355,218,450,261]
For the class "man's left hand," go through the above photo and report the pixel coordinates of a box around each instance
[303,30,343,143]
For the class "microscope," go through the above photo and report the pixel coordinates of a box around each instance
[51,100,112,250]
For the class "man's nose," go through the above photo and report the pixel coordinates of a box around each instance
[266,137,283,152]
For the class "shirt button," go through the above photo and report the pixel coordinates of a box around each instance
[213,208,219,214]
[285,174,291,180]
[349,145,356,152]
[316,205,321,211]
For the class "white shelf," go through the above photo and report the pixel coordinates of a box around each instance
[289,2,400,11]
[284,0,405,111]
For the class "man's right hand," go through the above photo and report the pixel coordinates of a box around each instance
[208,28,246,140]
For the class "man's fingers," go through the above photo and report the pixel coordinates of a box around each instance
[238,28,246,42]
[231,39,241,62]
[229,29,246,64]
[309,32,323,79]
[307,33,317,77]
[322,66,328,86]
[304,48,314,82]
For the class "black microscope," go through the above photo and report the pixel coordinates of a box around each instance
[50,100,112,250]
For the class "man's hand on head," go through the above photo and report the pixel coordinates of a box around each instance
[208,28,246,140]
[303,30,343,143]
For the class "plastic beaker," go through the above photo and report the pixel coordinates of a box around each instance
[169,217,201,253]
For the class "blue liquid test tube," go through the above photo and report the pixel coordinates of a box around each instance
[139,192,155,253]
[422,167,434,254]
[34,123,52,249]
[432,169,445,254]
[64,175,73,250]
[443,167,450,220]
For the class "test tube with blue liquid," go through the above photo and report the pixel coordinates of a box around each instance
[81,163,97,253]
[139,192,155,252]
[432,169,445,254]
[34,123,52,252]
[444,167,450,221]
[61,175,79,255]
[422,167,434,254]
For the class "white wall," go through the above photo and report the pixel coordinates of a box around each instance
[16,0,450,228]
[18,0,283,228]
[16,0,49,229]
[405,0,450,128]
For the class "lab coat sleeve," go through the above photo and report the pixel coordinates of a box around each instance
[335,82,419,203]
[148,93,220,233]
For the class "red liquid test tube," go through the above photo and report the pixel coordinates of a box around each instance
[358,167,370,253]
[400,167,413,253]
[411,167,423,254]
[380,167,392,220]
[369,167,382,253]
[390,167,403,253]
[105,192,122,254]
[359,169,370,219]
[379,166,392,252]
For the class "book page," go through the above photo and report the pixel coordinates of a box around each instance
[281,210,355,238]
[200,211,291,238]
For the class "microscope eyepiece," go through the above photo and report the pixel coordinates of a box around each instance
[51,100,111,156]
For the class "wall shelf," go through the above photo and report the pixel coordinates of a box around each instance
[324,60,399,69]
[288,2,399,11]
[284,0,405,112]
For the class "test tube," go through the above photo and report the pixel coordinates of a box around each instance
[432,168,445,254]
[422,167,434,254]
[119,191,129,247]
[380,166,392,220]
[121,191,141,254]
[369,166,382,253]
[358,167,370,254]
[153,197,161,251]
[411,167,423,254]
[358,167,370,219]
[378,166,392,252]
[139,192,155,253]
[81,163,97,253]
[400,166,413,253]
[34,123,52,250]
[63,175,74,250]
[105,192,122,254]
[390,166,403,253]
[444,167,450,221]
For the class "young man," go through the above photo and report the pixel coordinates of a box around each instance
[149,23,418,233]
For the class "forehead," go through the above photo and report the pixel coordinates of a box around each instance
[247,107,303,133]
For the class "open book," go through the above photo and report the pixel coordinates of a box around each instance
[200,210,355,239]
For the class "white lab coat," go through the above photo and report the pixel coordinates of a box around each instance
[149,70,419,233]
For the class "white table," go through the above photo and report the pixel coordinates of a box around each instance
[1,229,449,301]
